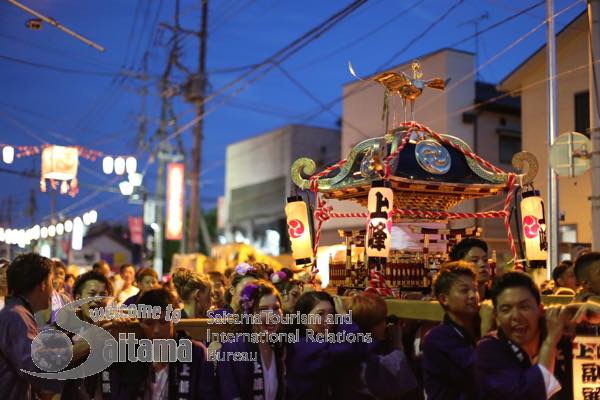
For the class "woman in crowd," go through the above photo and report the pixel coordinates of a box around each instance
[226,263,264,313]
[215,280,286,400]
[271,270,303,314]
[285,290,368,399]
[208,271,229,313]
[172,267,212,318]
[50,260,72,323]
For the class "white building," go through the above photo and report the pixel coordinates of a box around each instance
[223,124,340,254]
[499,11,591,258]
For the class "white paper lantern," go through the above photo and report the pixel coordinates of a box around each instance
[114,157,126,175]
[56,223,64,236]
[64,219,73,233]
[89,210,98,224]
[285,196,313,267]
[126,157,137,174]
[72,217,84,250]
[521,189,548,266]
[32,225,40,240]
[102,156,114,174]
[2,146,14,164]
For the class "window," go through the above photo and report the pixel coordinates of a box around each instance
[575,91,590,136]
[559,224,577,244]
[499,135,521,164]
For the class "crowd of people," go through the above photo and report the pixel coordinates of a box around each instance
[0,238,600,400]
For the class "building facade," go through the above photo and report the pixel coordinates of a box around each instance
[223,124,340,255]
[500,12,591,256]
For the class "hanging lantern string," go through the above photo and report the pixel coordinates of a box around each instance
[0,143,137,162]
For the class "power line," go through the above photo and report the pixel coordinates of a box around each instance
[152,0,369,150]
[68,0,165,144]
[296,0,556,123]
[292,0,426,71]
[0,54,118,77]
[414,0,583,114]
[448,0,545,48]
[210,0,257,35]
[0,33,120,71]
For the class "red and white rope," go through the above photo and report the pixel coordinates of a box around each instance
[502,174,522,270]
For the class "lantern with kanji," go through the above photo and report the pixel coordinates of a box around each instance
[366,181,393,261]
[520,189,548,266]
[40,145,79,196]
[285,196,313,268]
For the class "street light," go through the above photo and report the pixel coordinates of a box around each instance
[2,146,14,164]
[102,156,114,174]
[89,210,98,224]
[119,181,133,196]
[114,157,125,175]
[128,173,143,187]
[126,157,137,174]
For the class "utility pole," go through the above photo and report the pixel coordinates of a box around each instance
[137,52,149,263]
[589,0,600,251]
[546,0,559,275]
[187,0,209,253]
[459,12,489,81]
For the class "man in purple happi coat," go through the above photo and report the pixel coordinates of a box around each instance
[0,253,86,399]
[422,262,494,400]
[475,271,568,400]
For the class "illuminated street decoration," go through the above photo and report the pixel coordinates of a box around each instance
[165,162,185,241]
[2,146,14,164]
[40,145,79,196]
[0,210,97,248]
[285,196,313,267]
